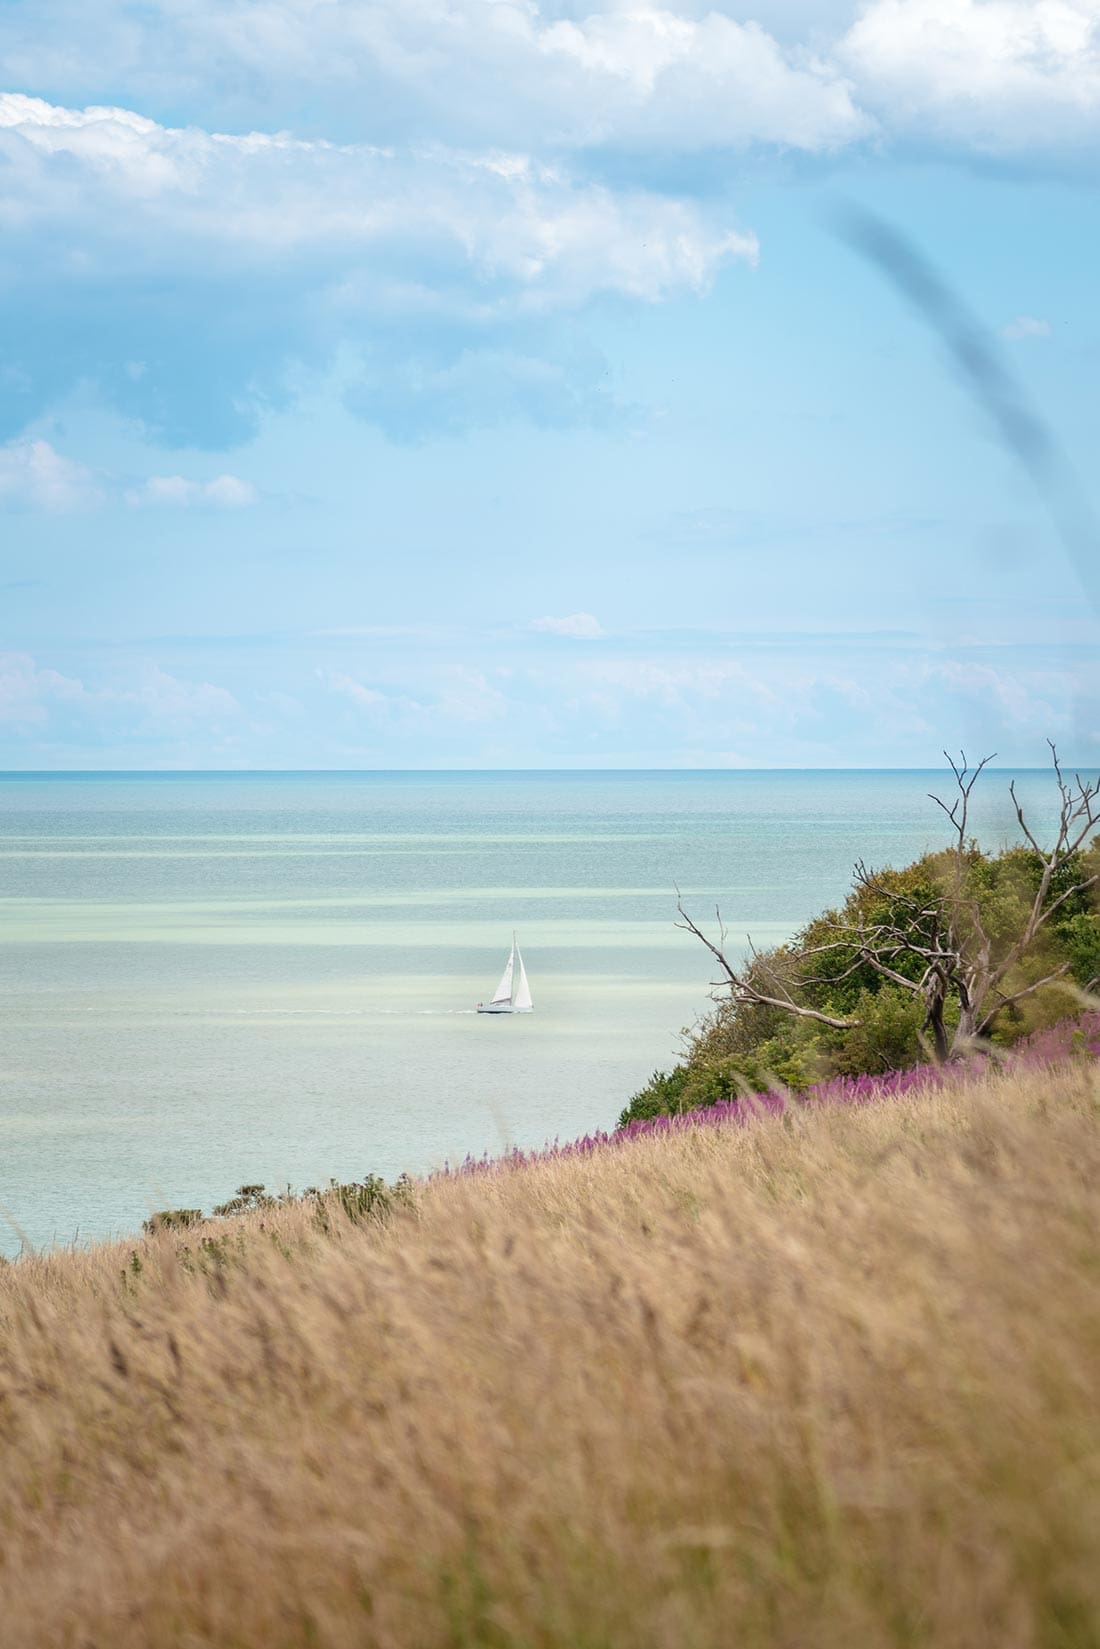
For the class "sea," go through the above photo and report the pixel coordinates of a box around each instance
[0,769,1063,1255]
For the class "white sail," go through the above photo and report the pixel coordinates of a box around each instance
[512,947,533,1012]
[490,940,516,1006]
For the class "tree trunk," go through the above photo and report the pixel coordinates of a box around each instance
[923,975,950,1064]
[949,1008,980,1058]
[948,979,980,1058]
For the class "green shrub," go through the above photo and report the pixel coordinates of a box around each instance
[143,1208,203,1235]
[308,1173,414,1228]
[1058,911,1100,988]
[829,988,930,1076]
[618,1068,692,1127]
[212,1184,277,1217]
[207,1175,415,1229]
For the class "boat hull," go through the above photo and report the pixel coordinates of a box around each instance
[477,1004,533,1014]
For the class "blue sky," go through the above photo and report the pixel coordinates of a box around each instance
[2,0,1099,768]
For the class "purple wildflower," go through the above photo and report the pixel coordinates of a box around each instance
[430,1012,1100,1180]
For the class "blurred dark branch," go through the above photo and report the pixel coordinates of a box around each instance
[837,207,1099,612]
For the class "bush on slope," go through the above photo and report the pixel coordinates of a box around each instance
[623,834,1100,1126]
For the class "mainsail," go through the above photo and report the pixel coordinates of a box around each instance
[490,942,516,1007]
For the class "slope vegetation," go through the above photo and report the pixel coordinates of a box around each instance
[2,1060,1099,1648]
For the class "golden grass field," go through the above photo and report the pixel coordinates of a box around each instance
[2,1063,1099,1648]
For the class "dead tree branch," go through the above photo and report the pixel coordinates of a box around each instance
[674,896,858,1031]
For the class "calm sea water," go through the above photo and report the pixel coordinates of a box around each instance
[0,769,1059,1254]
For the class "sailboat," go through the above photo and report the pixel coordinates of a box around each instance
[477,934,534,1014]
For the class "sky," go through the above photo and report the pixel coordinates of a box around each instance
[2,0,1100,769]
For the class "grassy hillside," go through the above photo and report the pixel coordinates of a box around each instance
[2,1060,1099,1648]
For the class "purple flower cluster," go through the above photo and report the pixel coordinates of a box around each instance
[1010,1009,1100,1067]
[434,1011,1100,1180]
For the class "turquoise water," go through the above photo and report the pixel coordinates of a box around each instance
[0,770,1058,1254]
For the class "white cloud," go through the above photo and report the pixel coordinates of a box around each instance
[538,6,870,150]
[841,0,1100,147]
[547,646,1094,759]
[3,5,1099,453]
[529,611,606,639]
[6,0,1100,184]
[0,91,756,308]
[926,657,1067,733]
[581,657,776,705]
[130,1,869,155]
[125,474,258,508]
[1002,314,1053,339]
[326,673,403,713]
[0,439,101,511]
[113,666,242,730]
[0,653,240,736]
[437,666,508,723]
[325,665,507,725]
[0,652,88,726]
[3,636,1098,765]
[0,442,258,511]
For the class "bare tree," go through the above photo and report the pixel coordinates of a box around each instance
[677,744,1100,1063]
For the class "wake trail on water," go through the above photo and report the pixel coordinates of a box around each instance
[74,1007,482,1018]
[235,1007,481,1017]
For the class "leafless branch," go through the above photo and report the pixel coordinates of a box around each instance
[928,750,997,850]
[1009,778,1046,857]
[675,896,858,1031]
[976,963,1073,1031]
[856,951,924,995]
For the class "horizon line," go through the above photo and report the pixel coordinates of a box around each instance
[0,765,1076,779]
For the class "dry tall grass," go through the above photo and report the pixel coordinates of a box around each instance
[2,1065,1099,1648]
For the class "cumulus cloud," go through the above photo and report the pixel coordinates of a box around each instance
[246,632,1100,768]
[0,652,241,738]
[5,1,1100,177]
[325,673,406,714]
[0,92,754,297]
[0,2,866,156]
[1002,314,1053,339]
[9,0,1100,161]
[0,439,101,511]
[194,0,1100,158]
[841,0,1100,148]
[344,341,634,440]
[114,666,242,731]
[927,657,1066,732]
[537,6,870,150]
[3,637,1098,765]
[2,3,1099,451]
[529,612,606,639]
[125,474,258,508]
[437,667,509,723]
[325,665,507,726]
[0,440,257,511]
[578,656,777,708]
[0,652,88,726]
[0,88,757,443]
